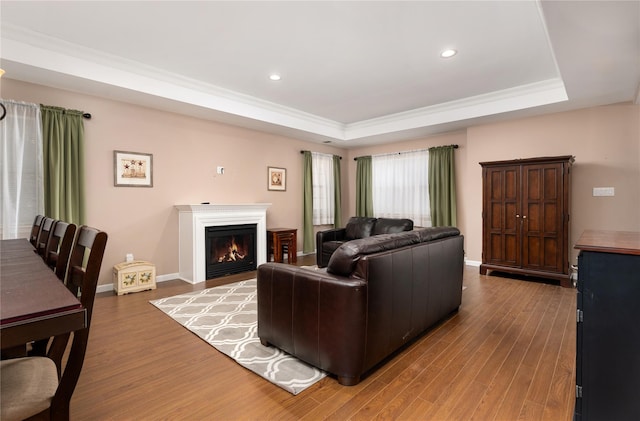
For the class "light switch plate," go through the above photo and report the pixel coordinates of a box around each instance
[593,187,615,196]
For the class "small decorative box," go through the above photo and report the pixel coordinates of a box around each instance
[113,260,156,295]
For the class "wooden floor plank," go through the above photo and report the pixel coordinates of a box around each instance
[491,284,563,420]
[424,283,539,419]
[67,258,576,420]
[396,396,435,421]
[524,290,573,408]
[323,379,387,421]
[542,294,577,421]
[468,282,556,420]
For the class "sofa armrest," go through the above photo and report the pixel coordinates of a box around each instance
[316,227,346,248]
[316,228,347,267]
[257,263,368,383]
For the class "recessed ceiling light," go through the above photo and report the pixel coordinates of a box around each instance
[440,49,458,58]
[269,74,281,81]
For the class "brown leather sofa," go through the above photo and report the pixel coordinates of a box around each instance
[257,226,464,386]
[315,216,413,267]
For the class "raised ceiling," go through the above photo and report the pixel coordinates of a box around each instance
[1,1,638,147]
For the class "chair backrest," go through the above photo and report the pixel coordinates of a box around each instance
[66,225,108,325]
[46,225,108,418]
[35,217,56,257]
[44,221,77,281]
[29,214,45,247]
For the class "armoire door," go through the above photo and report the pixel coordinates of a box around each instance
[482,164,521,268]
[521,162,566,273]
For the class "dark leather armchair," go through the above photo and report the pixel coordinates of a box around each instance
[316,216,413,267]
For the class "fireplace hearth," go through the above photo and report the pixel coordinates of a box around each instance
[205,224,256,278]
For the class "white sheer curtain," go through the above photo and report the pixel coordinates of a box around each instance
[0,100,44,239]
[372,149,431,227]
[311,152,334,225]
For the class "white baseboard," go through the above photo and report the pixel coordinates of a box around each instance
[96,283,114,294]
[157,273,180,283]
[97,272,180,294]
[99,258,480,294]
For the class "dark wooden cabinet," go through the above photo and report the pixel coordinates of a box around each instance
[480,155,574,287]
[574,230,640,421]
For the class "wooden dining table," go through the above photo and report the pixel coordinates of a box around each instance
[1,239,86,349]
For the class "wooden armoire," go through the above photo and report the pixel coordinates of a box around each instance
[480,155,574,287]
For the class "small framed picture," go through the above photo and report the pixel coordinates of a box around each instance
[267,166,286,191]
[114,150,153,187]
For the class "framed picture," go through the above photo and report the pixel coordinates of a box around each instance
[267,166,286,191]
[114,150,153,187]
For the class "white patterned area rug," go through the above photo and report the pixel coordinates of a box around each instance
[149,279,326,395]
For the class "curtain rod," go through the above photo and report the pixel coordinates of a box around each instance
[0,107,90,121]
[0,102,91,121]
[353,144,458,161]
[300,150,342,160]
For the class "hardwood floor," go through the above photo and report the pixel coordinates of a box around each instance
[72,256,577,420]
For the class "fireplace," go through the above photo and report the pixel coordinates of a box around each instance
[205,224,256,278]
[175,203,270,284]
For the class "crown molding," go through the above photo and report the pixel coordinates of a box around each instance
[1,23,568,143]
[344,78,567,140]
[1,25,346,140]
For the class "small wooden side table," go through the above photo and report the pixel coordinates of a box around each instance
[267,228,297,264]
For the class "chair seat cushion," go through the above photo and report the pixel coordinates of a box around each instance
[1,357,58,421]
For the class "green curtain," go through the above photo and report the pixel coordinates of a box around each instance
[41,105,86,224]
[355,156,373,217]
[332,154,342,228]
[428,146,457,227]
[302,151,314,253]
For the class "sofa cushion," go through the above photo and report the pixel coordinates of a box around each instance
[327,231,420,276]
[327,227,460,277]
[344,217,376,240]
[415,226,460,242]
[372,218,413,235]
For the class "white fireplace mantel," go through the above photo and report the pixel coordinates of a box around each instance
[175,203,271,284]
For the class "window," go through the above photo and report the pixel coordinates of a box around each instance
[311,152,334,225]
[372,150,431,227]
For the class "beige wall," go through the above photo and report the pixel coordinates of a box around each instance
[3,78,639,286]
[466,104,640,265]
[349,103,640,265]
[2,79,346,286]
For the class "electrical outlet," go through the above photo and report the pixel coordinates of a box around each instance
[216,166,225,175]
[593,187,615,197]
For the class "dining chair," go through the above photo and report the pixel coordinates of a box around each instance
[35,217,56,257]
[29,214,45,248]
[29,222,79,357]
[43,222,77,280]
[1,226,108,421]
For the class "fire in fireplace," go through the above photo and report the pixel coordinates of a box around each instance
[205,224,257,279]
